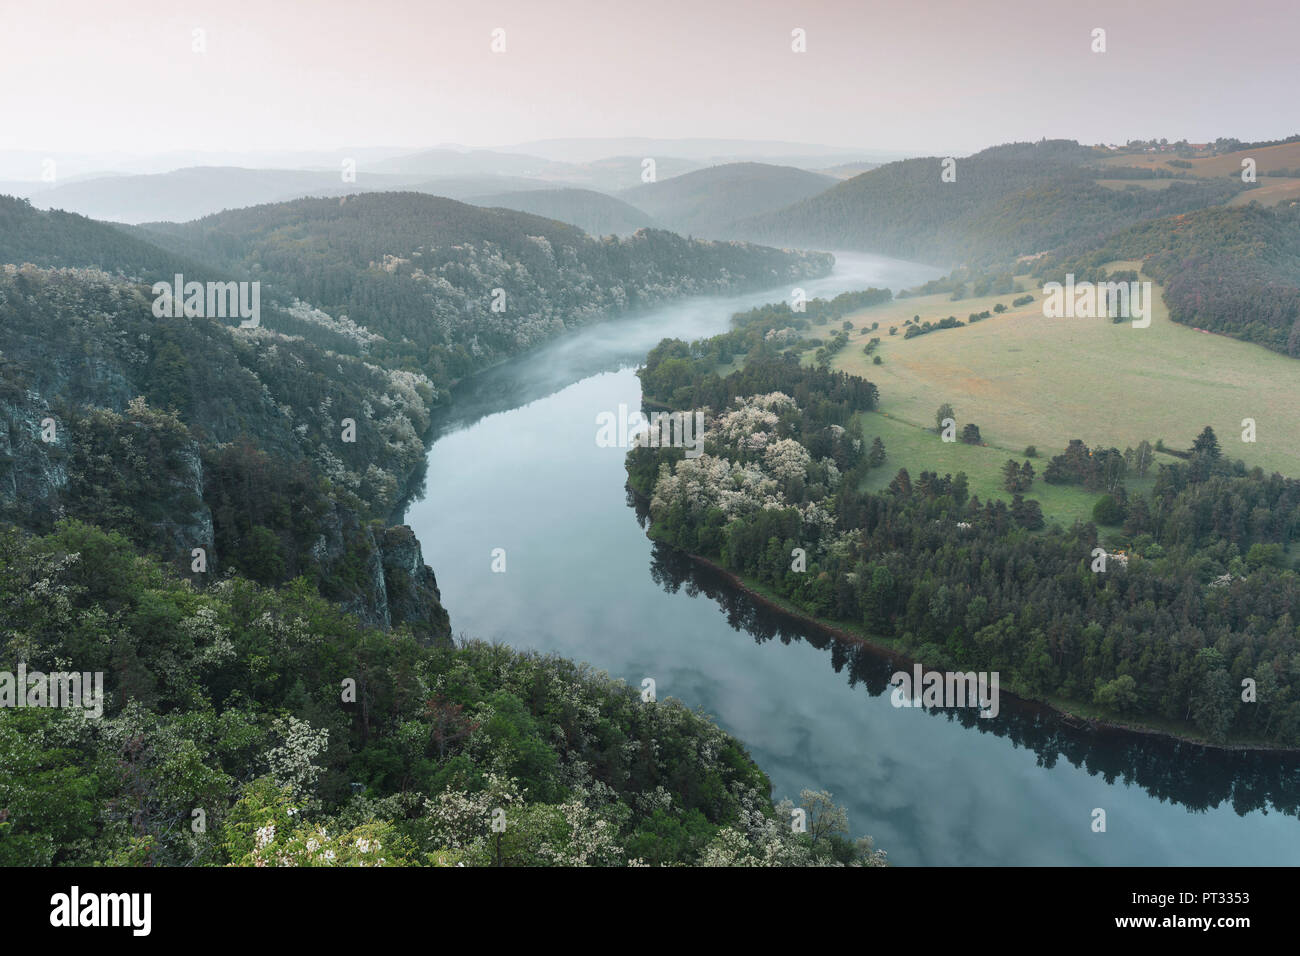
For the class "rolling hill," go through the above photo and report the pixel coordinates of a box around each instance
[619,162,837,238]
[465,187,655,235]
[735,141,1244,267]
[134,192,833,390]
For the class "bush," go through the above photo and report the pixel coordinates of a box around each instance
[1092,495,1124,526]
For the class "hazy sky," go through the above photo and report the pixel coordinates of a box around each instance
[2,0,1295,156]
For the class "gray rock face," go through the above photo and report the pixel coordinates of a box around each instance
[0,389,68,517]
[318,514,451,645]
[379,524,451,643]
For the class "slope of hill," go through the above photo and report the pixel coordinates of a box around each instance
[466,187,655,235]
[620,162,837,237]
[1097,140,1300,178]
[737,141,1243,267]
[135,192,834,391]
[400,175,571,200]
[364,147,565,178]
[0,259,450,639]
[816,161,883,179]
[0,194,200,276]
[1042,202,1300,356]
[507,136,871,164]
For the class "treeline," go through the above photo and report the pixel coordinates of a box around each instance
[638,344,878,427]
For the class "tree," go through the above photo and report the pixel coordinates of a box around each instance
[1192,426,1221,460]
[800,789,848,848]
[960,423,982,445]
[1002,459,1022,493]
[951,471,970,507]
[867,437,886,468]
[425,695,480,759]
[1191,666,1234,742]
[935,403,955,432]
[1094,675,1138,712]
[1011,495,1044,529]
[1019,460,1035,490]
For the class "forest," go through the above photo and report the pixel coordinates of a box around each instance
[0,519,883,866]
[630,311,1300,747]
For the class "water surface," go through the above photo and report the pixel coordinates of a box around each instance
[405,253,1300,865]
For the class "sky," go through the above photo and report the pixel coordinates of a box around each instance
[1,0,1296,159]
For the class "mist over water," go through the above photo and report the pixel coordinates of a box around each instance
[404,253,1300,865]
[426,252,941,433]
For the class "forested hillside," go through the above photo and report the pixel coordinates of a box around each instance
[1041,203,1300,357]
[0,520,884,866]
[736,141,1242,267]
[135,192,834,392]
[0,194,201,277]
[0,263,449,638]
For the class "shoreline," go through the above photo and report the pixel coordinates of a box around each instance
[678,548,1300,755]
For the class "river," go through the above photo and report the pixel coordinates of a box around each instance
[404,252,1300,865]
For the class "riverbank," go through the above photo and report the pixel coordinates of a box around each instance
[678,548,1300,754]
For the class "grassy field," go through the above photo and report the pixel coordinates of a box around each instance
[849,408,1158,528]
[1228,177,1300,207]
[1094,178,1179,191]
[1095,141,1300,177]
[809,261,1300,526]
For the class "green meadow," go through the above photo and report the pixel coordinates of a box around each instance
[803,261,1300,526]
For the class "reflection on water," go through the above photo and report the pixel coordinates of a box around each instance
[644,540,1300,821]
[403,251,1300,864]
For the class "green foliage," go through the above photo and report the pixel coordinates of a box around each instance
[1092,495,1125,526]
[0,520,839,866]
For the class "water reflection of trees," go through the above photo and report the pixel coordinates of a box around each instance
[646,541,1300,819]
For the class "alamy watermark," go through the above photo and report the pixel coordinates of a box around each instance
[1042,274,1151,328]
[596,403,704,459]
[50,886,150,935]
[1,664,104,718]
[152,274,260,328]
[890,664,1000,718]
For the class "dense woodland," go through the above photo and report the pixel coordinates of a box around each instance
[630,308,1300,747]
[0,263,444,638]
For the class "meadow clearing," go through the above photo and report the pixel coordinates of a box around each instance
[822,262,1300,528]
